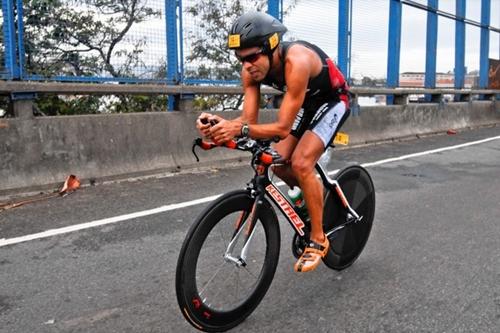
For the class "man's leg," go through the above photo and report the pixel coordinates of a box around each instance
[272,134,299,187]
[290,130,329,272]
[290,130,326,244]
[286,101,348,272]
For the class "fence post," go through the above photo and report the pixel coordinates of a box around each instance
[166,0,180,110]
[267,0,281,20]
[387,0,402,105]
[479,0,491,90]
[454,0,466,100]
[2,0,19,79]
[16,0,26,79]
[425,0,438,102]
[338,0,350,79]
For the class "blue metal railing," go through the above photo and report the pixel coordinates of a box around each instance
[0,0,499,95]
[387,0,402,104]
[338,0,350,78]
[455,0,466,90]
[479,0,491,89]
[1,0,18,79]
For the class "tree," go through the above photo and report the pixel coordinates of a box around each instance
[185,1,266,81]
[183,1,262,110]
[20,0,166,115]
[184,1,298,111]
[23,0,161,78]
[361,76,375,87]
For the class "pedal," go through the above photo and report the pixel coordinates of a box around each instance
[291,234,308,259]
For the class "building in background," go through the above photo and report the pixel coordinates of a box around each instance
[489,59,500,89]
[400,72,479,88]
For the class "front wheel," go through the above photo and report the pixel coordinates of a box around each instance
[176,190,280,332]
[322,165,375,270]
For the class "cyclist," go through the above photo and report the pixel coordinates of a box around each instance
[196,11,350,273]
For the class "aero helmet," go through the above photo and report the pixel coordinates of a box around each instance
[228,11,287,54]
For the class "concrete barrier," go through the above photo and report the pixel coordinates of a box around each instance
[344,101,500,145]
[0,101,499,195]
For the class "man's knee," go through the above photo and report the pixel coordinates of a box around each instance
[290,155,315,178]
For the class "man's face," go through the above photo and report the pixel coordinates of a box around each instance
[235,47,269,82]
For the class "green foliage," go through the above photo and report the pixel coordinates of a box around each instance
[183,0,267,111]
[23,0,161,78]
[33,94,169,116]
[111,95,168,113]
[184,0,299,111]
[184,0,265,82]
[36,95,101,116]
[192,94,244,111]
[17,0,166,115]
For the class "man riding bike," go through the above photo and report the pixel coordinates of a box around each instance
[196,11,350,273]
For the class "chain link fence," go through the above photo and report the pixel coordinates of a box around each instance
[18,0,167,82]
[0,0,499,87]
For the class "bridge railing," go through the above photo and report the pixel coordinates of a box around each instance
[1,80,498,118]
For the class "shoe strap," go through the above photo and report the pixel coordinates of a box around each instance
[307,239,328,252]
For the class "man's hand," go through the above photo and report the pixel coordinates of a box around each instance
[196,112,218,139]
[210,116,243,143]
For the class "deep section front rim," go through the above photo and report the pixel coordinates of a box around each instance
[176,191,280,332]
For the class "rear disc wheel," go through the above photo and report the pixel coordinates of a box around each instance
[322,165,375,270]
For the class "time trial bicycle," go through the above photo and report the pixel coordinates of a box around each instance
[176,136,375,332]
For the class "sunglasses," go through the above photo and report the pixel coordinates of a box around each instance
[235,49,264,63]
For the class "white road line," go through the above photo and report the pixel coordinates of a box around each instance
[360,135,500,168]
[0,195,221,248]
[2,134,500,248]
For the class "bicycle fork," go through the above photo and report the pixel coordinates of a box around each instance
[223,194,263,267]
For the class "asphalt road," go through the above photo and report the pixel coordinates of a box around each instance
[1,126,500,333]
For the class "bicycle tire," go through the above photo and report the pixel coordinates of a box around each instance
[176,190,280,332]
[322,165,375,270]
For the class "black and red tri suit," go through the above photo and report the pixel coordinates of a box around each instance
[262,40,351,147]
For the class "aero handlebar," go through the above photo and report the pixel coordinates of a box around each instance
[191,137,286,165]
[194,117,286,165]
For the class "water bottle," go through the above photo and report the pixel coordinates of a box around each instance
[287,186,311,223]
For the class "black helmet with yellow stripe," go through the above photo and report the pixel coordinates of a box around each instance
[228,11,287,54]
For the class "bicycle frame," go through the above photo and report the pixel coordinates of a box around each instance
[224,160,362,267]
[192,137,364,267]
[264,163,361,236]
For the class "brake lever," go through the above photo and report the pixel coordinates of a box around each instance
[200,118,218,126]
[192,138,202,162]
[194,118,219,162]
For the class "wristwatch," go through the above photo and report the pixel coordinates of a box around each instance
[241,123,250,138]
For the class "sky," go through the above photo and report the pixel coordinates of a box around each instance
[282,0,500,79]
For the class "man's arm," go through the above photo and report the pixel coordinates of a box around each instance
[210,48,312,142]
[243,50,310,139]
[197,69,259,139]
